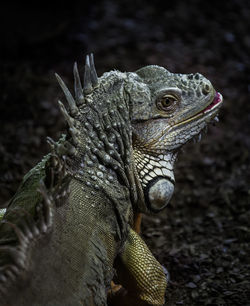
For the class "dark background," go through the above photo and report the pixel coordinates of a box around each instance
[0,1,250,305]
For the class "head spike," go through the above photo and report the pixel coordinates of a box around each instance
[58,100,79,144]
[73,62,84,105]
[58,100,73,126]
[55,73,78,115]
[83,55,93,95]
[90,53,98,88]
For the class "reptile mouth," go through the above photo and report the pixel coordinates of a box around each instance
[173,91,223,128]
[197,92,223,115]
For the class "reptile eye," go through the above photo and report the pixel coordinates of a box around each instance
[157,95,178,112]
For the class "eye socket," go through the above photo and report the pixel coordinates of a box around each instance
[156,94,179,112]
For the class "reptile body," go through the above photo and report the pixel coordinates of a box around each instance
[0,55,223,305]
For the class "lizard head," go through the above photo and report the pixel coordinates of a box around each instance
[126,65,223,213]
[55,56,222,215]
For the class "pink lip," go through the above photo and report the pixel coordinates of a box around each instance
[203,92,223,113]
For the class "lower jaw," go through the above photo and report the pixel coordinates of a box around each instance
[172,92,223,129]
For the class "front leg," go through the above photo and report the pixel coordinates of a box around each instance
[109,227,167,306]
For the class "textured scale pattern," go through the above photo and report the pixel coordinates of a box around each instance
[120,228,167,305]
[133,149,176,188]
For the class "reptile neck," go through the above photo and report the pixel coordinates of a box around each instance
[133,148,177,213]
[63,90,139,207]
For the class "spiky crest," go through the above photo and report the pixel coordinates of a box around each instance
[55,73,78,116]
[83,54,99,94]
[55,53,99,146]
[57,100,79,145]
[73,62,84,105]
[56,53,99,108]
[89,53,98,88]
[83,55,93,94]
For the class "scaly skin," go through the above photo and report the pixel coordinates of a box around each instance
[0,55,222,306]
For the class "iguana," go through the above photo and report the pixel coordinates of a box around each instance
[0,54,223,306]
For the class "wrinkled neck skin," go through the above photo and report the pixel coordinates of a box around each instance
[133,148,177,213]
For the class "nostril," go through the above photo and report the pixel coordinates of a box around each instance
[194,73,200,80]
[202,83,211,95]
